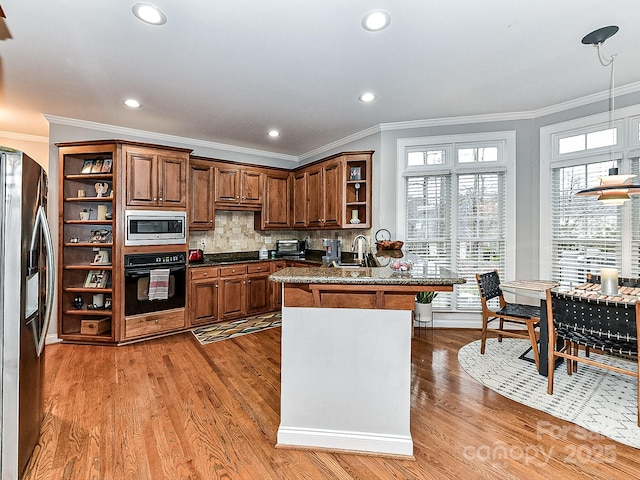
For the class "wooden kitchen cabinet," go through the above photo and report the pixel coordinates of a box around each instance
[292,171,308,228]
[270,260,286,309]
[189,159,215,229]
[299,159,342,229]
[246,263,271,314]
[218,264,248,319]
[189,266,219,326]
[214,165,263,209]
[255,170,292,230]
[125,145,189,208]
[341,152,372,229]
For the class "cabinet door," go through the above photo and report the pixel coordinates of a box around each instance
[292,171,308,228]
[191,280,218,325]
[263,172,291,228]
[270,261,286,309]
[218,276,246,318]
[307,167,323,228]
[158,154,187,207]
[189,162,215,229]
[246,272,270,314]
[126,150,157,206]
[322,162,342,227]
[240,169,263,204]
[215,166,240,203]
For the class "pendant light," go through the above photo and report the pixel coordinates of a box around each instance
[575,26,640,205]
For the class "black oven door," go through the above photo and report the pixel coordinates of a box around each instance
[124,265,186,316]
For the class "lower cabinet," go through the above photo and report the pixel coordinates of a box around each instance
[218,264,248,319]
[124,309,185,340]
[246,263,271,315]
[189,266,219,326]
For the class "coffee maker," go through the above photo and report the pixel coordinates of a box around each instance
[322,238,341,265]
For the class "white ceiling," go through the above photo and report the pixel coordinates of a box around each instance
[1,1,640,157]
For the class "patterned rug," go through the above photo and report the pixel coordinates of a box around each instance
[191,312,281,345]
[458,338,640,449]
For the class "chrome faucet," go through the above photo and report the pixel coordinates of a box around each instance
[351,234,369,263]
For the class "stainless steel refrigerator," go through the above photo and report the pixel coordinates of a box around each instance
[0,147,55,479]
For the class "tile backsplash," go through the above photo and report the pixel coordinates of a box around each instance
[189,211,371,253]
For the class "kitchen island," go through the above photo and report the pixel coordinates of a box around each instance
[269,266,465,458]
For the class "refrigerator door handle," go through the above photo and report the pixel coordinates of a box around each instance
[30,205,56,357]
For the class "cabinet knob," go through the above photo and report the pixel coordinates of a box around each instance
[159,197,163,201]
[215,284,219,288]
[203,272,207,277]
[153,197,157,201]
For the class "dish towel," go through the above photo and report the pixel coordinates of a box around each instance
[148,268,170,301]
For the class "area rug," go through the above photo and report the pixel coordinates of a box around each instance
[458,338,640,449]
[191,312,281,345]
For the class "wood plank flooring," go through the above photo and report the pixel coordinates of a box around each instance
[23,328,640,479]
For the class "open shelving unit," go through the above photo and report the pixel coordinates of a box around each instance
[58,143,118,343]
[343,152,372,229]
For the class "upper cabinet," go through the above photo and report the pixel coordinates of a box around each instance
[125,145,189,209]
[189,159,216,230]
[214,165,263,209]
[255,170,292,230]
[306,160,341,228]
[290,151,372,230]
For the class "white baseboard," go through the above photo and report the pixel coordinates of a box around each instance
[277,426,414,457]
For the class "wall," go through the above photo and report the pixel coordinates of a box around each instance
[0,132,49,171]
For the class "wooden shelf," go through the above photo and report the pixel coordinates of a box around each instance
[63,287,112,294]
[64,264,113,271]
[64,196,114,202]
[64,220,113,225]
[64,309,113,316]
[64,242,113,248]
[65,173,113,180]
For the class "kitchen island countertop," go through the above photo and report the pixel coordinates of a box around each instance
[270,266,466,286]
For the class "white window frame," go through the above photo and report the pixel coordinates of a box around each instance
[540,104,640,281]
[397,131,516,311]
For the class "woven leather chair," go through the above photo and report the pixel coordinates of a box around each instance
[546,289,640,426]
[475,270,541,369]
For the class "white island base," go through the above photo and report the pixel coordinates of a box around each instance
[277,306,413,457]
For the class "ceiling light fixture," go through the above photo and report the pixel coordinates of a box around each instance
[132,3,167,25]
[362,10,391,31]
[359,92,376,102]
[124,99,141,108]
[575,26,640,205]
[268,130,280,138]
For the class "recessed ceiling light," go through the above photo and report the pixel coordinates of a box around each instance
[132,3,167,25]
[359,92,376,102]
[268,130,280,137]
[362,10,391,31]
[124,99,141,108]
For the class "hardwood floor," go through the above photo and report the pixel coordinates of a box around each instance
[24,327,640,480]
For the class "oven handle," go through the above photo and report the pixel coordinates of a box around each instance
[125,265,186,277]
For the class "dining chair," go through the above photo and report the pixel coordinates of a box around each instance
[546,288,640,426]
[475,270,541,370]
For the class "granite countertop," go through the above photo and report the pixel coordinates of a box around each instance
[189,250,324,267]
[269,266,466,286]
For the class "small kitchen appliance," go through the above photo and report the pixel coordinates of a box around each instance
[322,238,341,265]
[275,239,306,258]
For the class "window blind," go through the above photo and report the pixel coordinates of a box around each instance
[550,161,622,287]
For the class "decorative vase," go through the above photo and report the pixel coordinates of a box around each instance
[414,302,433,327]
[80,211,90,221]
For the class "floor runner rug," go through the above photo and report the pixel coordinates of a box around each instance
[191,312,281,345]
[458,338,639,449]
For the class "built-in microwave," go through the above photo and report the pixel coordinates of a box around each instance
[125,210,187,246]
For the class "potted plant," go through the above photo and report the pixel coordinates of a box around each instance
[415,291,437,326]
[80,208,93,221]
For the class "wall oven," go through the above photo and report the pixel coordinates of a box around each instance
[125,210,186,246]
[124,252,186,316]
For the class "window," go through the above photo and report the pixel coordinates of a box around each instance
[540,104,640,284]
[398,132,515,311]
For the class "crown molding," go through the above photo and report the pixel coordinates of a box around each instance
[298,125,381,161]
[43,114,299,162]
[0,130,48,143]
